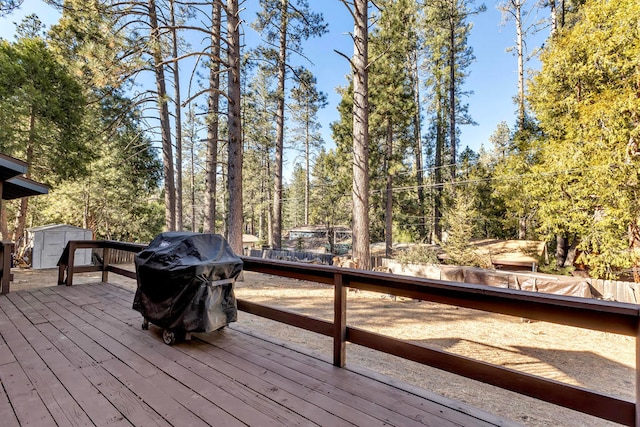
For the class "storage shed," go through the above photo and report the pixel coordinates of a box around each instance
[28,224,93,269]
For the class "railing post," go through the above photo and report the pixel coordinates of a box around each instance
[333,272,347,367]
[102,246,110,283]
[1,242,13,295]
[57,261,66,285]
[66,241,76,286]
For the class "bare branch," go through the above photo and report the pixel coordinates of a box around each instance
[334,49,356,70]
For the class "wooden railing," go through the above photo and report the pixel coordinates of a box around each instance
[0,241,13,294]
[57,240,145,286]
[58,240,640,426]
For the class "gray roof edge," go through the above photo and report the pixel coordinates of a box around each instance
[27,224,91,232]
[6,175,49,194]
[0,153,28,176]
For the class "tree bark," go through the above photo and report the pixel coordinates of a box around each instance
[204,0,221,234]
[305,104,310,225]
[515,1,525,131]
[448,7,457,181]
[410,49,426,240]
[190,136,196,231]
[170,0,183,230]
[434,82,444,243]
[149,0,176,231]
[226,0,243,254]
[272,0,289,250]
[13,106,35,247]
[556,234,568,268]
[548,0,557,35]
[0,191,7,241]
[385,118,393,258]
[518,216,527,239]
[351,0,370,270]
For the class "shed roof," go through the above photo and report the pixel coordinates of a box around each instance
[243,234,260,243]
[27,224,90,233]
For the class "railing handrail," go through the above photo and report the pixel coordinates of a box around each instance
[241,256,640,335]
[56,240,640,426]
[57,240,145,286]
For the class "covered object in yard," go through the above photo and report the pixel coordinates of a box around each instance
[133,232,242,343]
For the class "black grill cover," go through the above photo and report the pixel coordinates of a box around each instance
[133,232,242,333]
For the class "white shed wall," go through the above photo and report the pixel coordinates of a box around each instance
[29,225,92,269]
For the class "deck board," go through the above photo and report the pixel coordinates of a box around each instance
[0,282,520,427]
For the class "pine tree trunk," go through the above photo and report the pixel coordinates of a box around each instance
[518,216,526,239]
[411,50,426,240]
[226,0,243,254]
[0,195,7,241]
[549,0,557,35]
[272,0,288,250]
[190,141,197,232]
[448,9,456,181]
[83,183,89,229]
[149,0,176,231]
[385,118,393,258]
[204,1,221,234]
[305,112,310,225]
[556,234,568,268]
[434,85,444,243]
[13,107,35,246]
[515,1,525,131]
[170,0,183,230]
[351,0,370,270]
[265,153,273,247]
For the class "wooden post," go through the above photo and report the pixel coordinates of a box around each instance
[57,261,66,285]
[102,247,110,283]
[0,242,12,295]
[66,241,76,286]
[333,272,347,367]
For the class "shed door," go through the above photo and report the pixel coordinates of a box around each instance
[40,231,66,269]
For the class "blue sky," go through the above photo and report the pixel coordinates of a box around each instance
[1,1,548,166]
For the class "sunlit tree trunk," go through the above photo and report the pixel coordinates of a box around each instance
[410,50,426,240]
[204,0,221,234]
[351,0,370,270]
[272,0,288,250]
[189,131,197,232]
[515,1,525,130]
[448,4,457,180]
[170,0,183,229]
[385,118,393,258]
[0,194,8,240]
[548,0,557,35]
[12,107,35,246]
[149,0,176,231]
[434,81,444,243]
[226,0,243,254]
[305,115,310,225]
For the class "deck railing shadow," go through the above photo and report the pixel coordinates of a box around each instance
[56,239,640,426]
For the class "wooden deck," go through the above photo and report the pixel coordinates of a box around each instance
[0,281,518,427]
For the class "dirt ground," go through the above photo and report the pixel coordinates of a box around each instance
[10,267,634,427]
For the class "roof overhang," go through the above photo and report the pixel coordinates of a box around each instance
[2,176,49,200]
[0,153,28,182]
